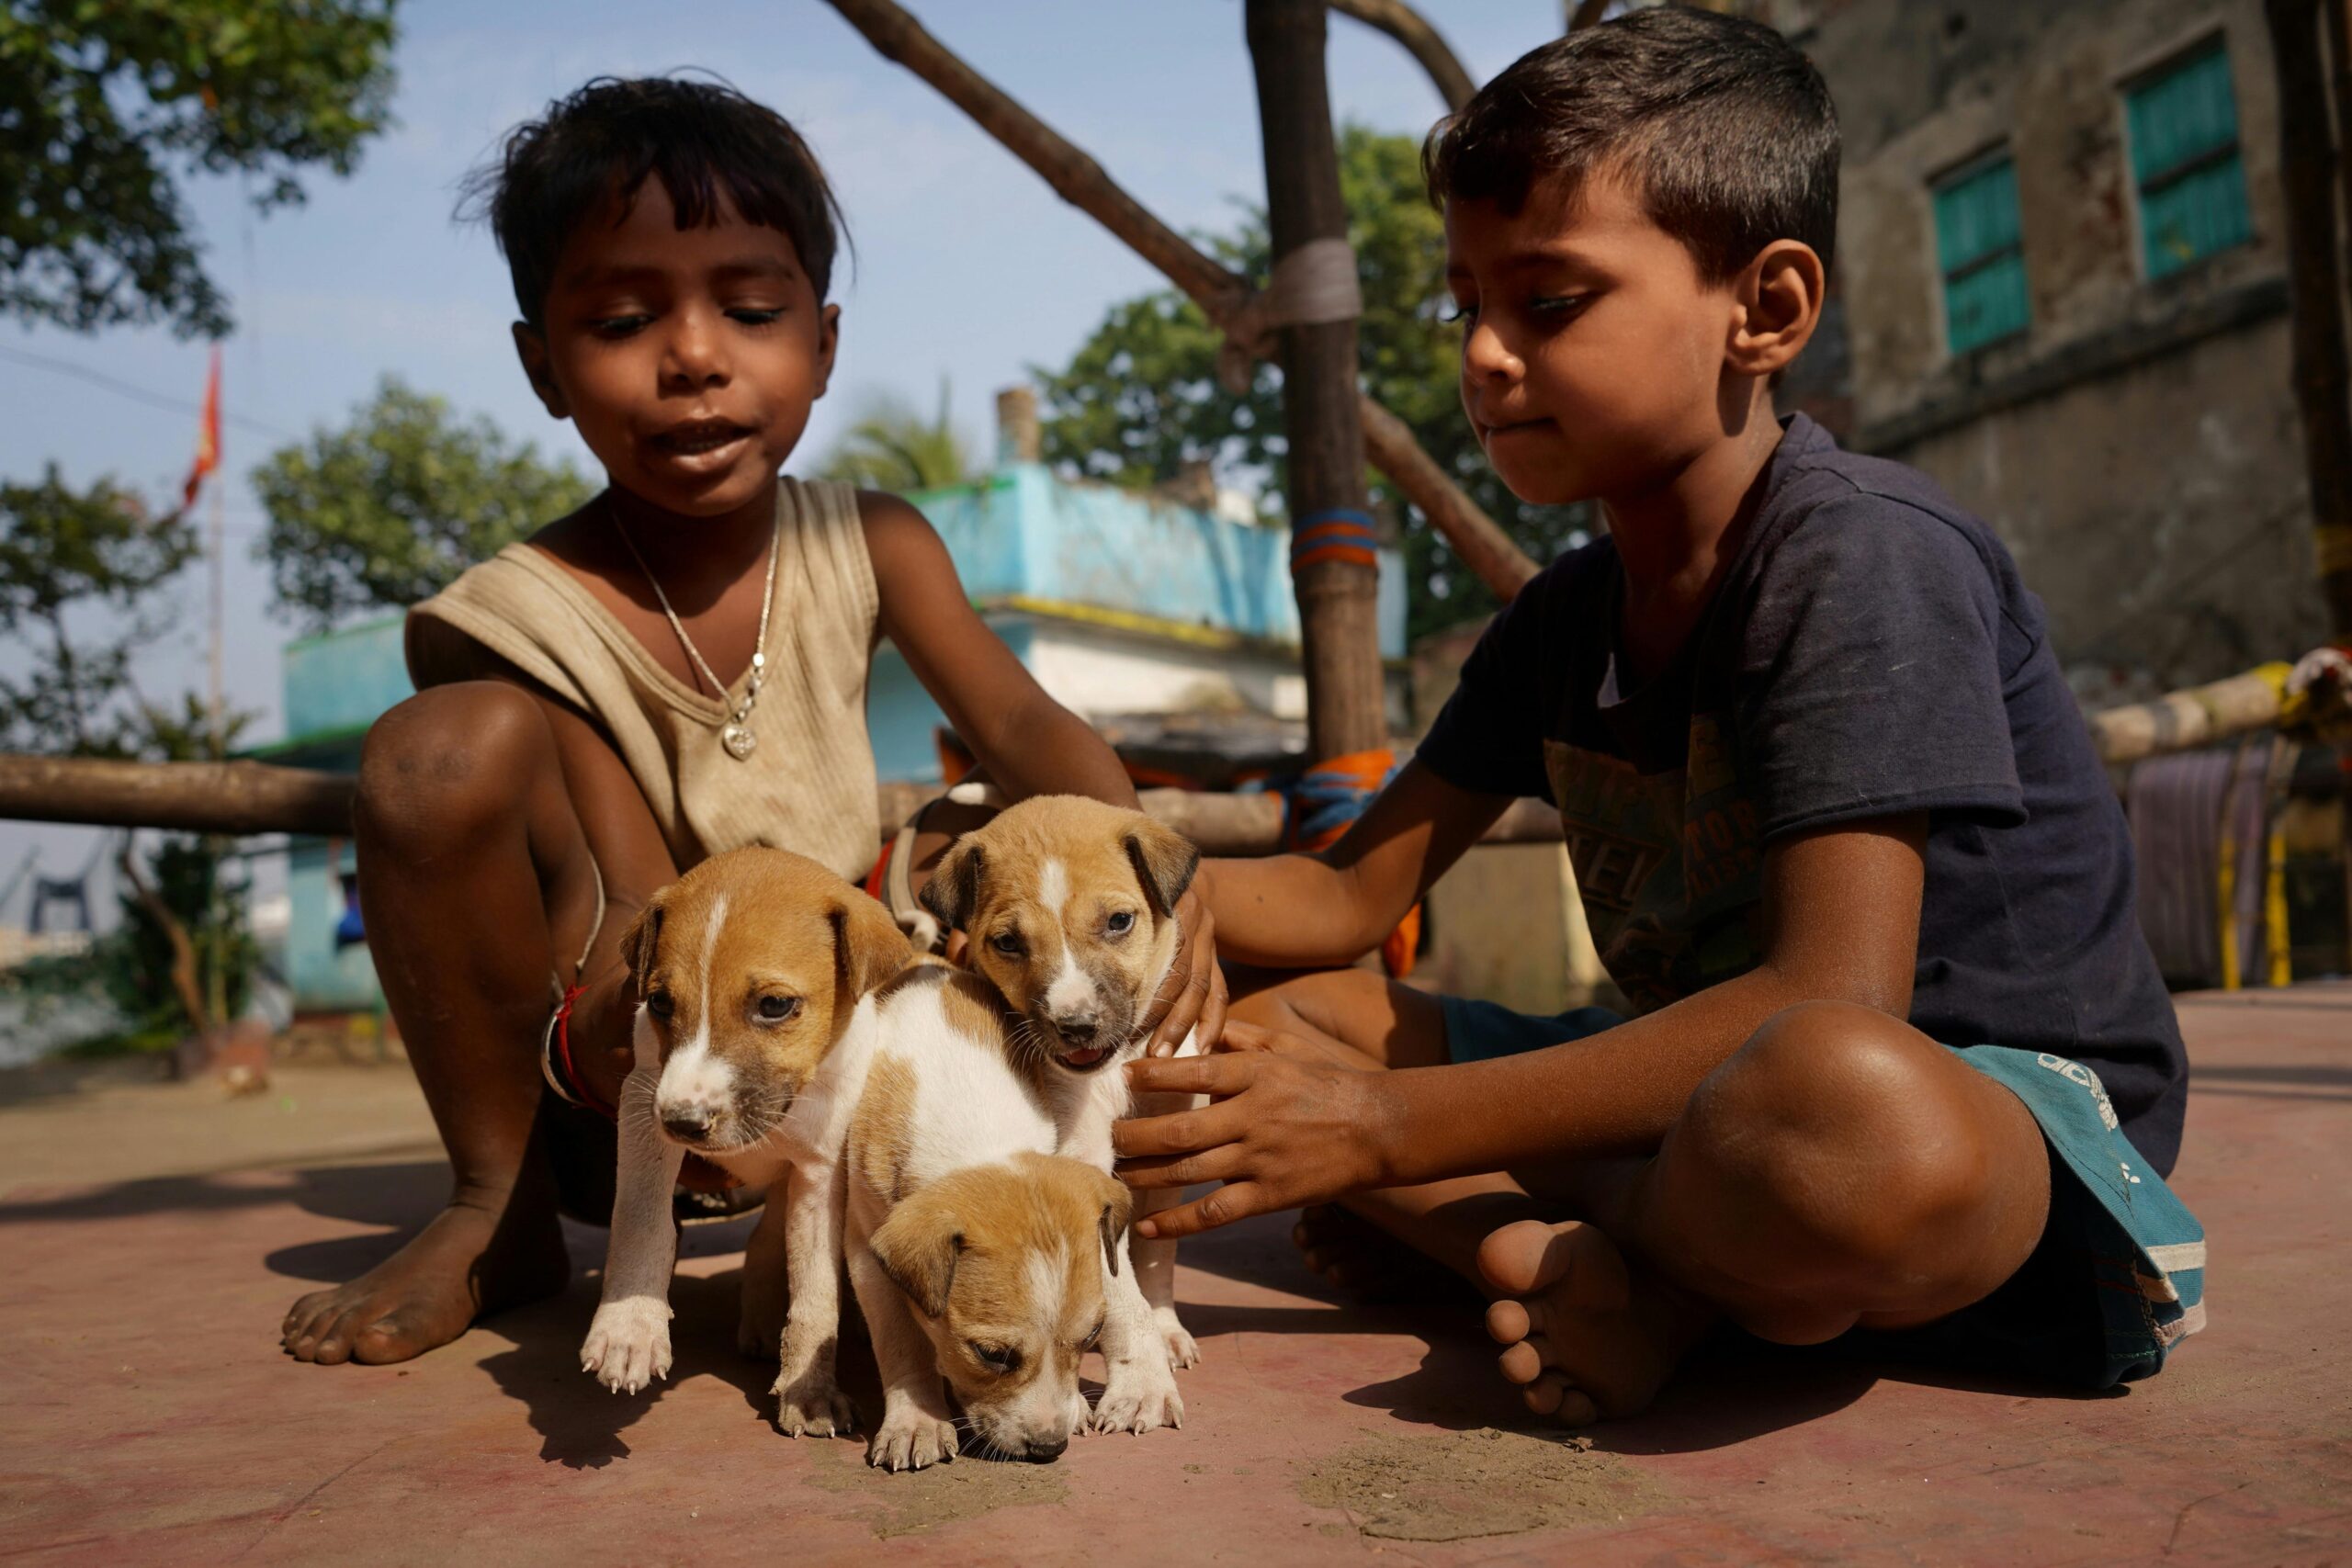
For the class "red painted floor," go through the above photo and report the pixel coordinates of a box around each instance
[2,986,2346,1565]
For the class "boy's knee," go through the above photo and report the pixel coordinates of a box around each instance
[1681,1002,1986,1270]
[356,682,551,850]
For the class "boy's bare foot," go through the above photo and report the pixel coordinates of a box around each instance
[280,1188,571,1365]
[1475,1218,1710,1426]
[1291,1205,1475,1303]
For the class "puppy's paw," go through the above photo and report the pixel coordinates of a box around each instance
[773,1369,858,1438]
[1091,1353,1185,1435]
[735,1290,786,1362]
[1155,1306,1201,1371]
[867,1406,959,1472]
[581,1298,673,1395]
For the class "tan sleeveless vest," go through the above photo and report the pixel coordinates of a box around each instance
[405,476,881,880]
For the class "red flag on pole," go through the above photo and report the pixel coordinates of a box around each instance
[183,347,221,506]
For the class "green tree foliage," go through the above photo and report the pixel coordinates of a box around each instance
[0,467,204,756]
[1035,127,1588,643]
[254,377,594,630]
[0,468,255,1037]
[0,0,400,338]
[816,380,977,493]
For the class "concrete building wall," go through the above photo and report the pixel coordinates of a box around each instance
[1804,0,2330,697]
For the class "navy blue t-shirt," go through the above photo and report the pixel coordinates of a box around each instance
[1419,414,2188,1173]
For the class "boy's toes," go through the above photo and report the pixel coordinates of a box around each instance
[1521,1371,1599,1425]
[1475,1217,1572,1299]
[1497,1335,1553,1385]
[1485,1296,1537,1346]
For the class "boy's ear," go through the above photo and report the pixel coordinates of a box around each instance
[870,1193,963,1320]
[812,302,841,401]
[831,887,912,1001]
[920,838,983,936]
[1123,818,1200,920]
[1726,239,1826,378]
[512,321,570,419]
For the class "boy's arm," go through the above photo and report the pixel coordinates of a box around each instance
[1201,760,1511,968]
[1118,812,1926,1237]
[863,492,1135,807]
[863,492,1219,1051]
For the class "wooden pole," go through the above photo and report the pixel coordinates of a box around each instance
[2265,0,2352,636]
[1,754,1567,852]
[819,0,1539,602]
[0,755,356,838]
[1248,0,1389,762]
[1326,0,1476,111]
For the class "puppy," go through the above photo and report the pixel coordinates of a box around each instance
[578,847,910,1439]
[845,967,1132,1468]
[920,795,1206,1433]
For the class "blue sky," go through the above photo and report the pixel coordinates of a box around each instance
[0,1,1564,904]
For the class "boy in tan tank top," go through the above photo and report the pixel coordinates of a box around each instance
[281,78,1225,1370]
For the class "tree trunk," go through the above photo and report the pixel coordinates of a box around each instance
[1248,0,1390,762]
[117,835,211,1039]
[2266,0,2352,635]
[1326,0,1476,110]
[819,0,1539,602]
[0,753,356,837]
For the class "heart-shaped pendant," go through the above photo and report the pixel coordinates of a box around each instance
[721,722,757,761]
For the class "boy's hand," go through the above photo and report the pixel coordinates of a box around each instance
[1137,883,1227,1058]
[1113,1023,1396,1237]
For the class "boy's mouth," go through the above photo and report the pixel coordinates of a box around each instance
[1480,417,1552,441]
[650,420,754,465]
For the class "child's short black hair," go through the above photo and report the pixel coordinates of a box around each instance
[464,75,849,325]
[1424,6,1838,282]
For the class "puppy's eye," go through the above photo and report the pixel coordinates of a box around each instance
[756,995,802,1022]
[646,991,674,1021]
[989,931,1023,956]
[1081,1318,1105,1351]
[1105,911,1135,936]
[968,1341,1021,1375]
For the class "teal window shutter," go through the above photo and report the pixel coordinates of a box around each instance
[1933,154,2030,354]
[2126,40,2252,277]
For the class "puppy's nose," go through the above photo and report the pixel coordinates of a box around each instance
[1052,1016,1099,1046]
[661,1106,715,1143]
[1021,1435,1069,1462]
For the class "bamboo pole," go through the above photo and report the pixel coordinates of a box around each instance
[2265,0,2352,635]
[819,0,1540,602]
[1248,0,1390,763]
[4,757,1568,852]
[1327,0,1476,111]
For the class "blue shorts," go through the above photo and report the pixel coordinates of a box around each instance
[1439,996,2207,1389]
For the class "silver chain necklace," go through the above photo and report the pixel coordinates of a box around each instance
[609,501,778,761]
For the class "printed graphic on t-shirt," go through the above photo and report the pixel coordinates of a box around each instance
[1544,714,1765,1010]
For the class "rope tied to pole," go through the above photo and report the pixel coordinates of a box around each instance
[1215,236,1364,393]
[1274,746,1421,976]
[1291,507,1382,573]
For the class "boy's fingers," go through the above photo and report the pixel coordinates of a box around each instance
[1133,1181,1270,1240]
[1114,1145,1245,1190]
[1197,962,1229,1054]
[1112,1097,1248,1159]
[1124,1051,1261,1100]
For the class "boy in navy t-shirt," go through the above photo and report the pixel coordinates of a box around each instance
[1115,6,2202,1422]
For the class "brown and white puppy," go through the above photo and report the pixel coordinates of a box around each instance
[920,795,1206,1432]
[578,846,910,1439]
[862,1147,1129,1468]
[840,960,1133,1468]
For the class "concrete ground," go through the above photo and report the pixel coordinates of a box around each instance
[1,987,2346,1566]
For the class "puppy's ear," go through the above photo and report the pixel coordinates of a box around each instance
[616,886,671,993]
[871,1194,964,1320]
[831,886,912,1000]
[919,837,983,936]
[1094,1171,1135,1279]
[1122,818,1200,919]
